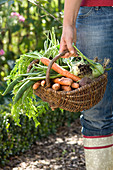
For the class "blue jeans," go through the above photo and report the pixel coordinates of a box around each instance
[76,6,113,136]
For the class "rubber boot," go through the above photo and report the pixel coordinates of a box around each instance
[83,134,113,170]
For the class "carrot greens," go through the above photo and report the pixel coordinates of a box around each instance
[2,29,66,127]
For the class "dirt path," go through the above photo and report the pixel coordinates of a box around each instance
[2,119,86,170]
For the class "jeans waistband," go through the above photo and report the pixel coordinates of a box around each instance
[94,6,113,10]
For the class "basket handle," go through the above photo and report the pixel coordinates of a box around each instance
[46,50,69,87]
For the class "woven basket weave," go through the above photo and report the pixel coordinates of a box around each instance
[34,51,108,112]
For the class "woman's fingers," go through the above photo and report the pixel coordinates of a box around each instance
[59,26,77,58]
[59,38,75,58]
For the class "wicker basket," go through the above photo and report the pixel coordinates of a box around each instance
[33,51,108,112]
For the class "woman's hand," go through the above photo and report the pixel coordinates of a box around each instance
[59,25,77,58]
[59,0,82,58]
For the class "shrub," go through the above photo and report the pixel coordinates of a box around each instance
[0,104,81,166]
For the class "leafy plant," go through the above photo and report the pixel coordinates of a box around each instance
[1,29,63,126]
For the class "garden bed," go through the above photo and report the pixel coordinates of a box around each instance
[2,119,86,170]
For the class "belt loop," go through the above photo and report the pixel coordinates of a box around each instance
[95,6,100,11]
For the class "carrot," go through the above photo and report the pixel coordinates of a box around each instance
[52,78,60,84]
[52,77,73,86]
[52,83,60,91]
[59,77,73,86]
[40,57,81,82]
[33,81,41,90]
[61,85,72,91]
[41,80,46,86]
[71,82,79,89]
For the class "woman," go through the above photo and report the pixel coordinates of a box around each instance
[59,0,113,169]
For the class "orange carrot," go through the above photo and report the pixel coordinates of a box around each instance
[40,57,81,82]
[33,81,41,90]
[71,82,79,89]
[52,77,73,86]
[41,80,46,87]
[52,83,60,91]
[61,85,72,91]
[59,77,73,86]
[52,78,60,84]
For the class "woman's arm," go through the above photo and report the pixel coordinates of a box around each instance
[59,0,82,57]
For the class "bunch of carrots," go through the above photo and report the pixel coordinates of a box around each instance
[33,77,80,91]
[32,56,81,91]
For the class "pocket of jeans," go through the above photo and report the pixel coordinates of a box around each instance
[101,7,113,14]
[78,7,93,18]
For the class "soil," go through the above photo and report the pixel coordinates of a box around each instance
[1,118,86,170]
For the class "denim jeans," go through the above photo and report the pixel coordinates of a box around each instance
[76,6,113,136]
